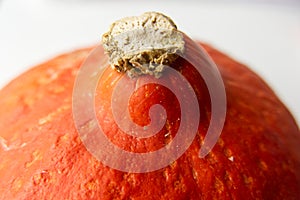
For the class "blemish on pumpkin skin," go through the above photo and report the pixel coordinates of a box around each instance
[258,160,268,171]
[0,136,27,152]
[37,69,59,85]
[38,116,51,125]
[107,181,120,195]
[0,137,11,151]
[207,153,217,164]
[174,179,187,193]
[173,180,180,188]
[25,150,43,168]
[217,138,224,147]
[224,170,233,189]
[214,177,224,193]
[123,173,138,186]
[55,134,69,147]
[144,92,150,98]
[162,170,170,181]
[84,179,98,191]
[192,169,198,180]
[164,132,171,138]
[223,148,232,157]
[169,161,178,169]
[38,104,70,126]
[32,170,52,185]
[11,178,23,192]
[228,156,234,162]
[223,148,235,162]
[22,93,43,108]
[243,174,254,189]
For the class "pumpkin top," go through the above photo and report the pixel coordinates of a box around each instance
[102,12,185,78]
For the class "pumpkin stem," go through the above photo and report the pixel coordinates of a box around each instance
[102,12,185,78]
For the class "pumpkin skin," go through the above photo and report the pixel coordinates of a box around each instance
[0,42,299,200]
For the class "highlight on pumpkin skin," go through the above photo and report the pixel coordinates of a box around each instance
[72,32,226,173]
[72,12,226,172]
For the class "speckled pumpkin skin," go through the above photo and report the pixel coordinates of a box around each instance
[0,43,299,200]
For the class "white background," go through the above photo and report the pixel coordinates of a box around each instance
[0,0,299,124]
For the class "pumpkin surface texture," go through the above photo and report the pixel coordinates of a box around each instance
[0,12,299,200]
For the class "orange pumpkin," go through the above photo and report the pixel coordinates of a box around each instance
[0,39,299,199]
[0,11,299,200]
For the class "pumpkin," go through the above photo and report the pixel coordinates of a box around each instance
[0,12,299,200]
